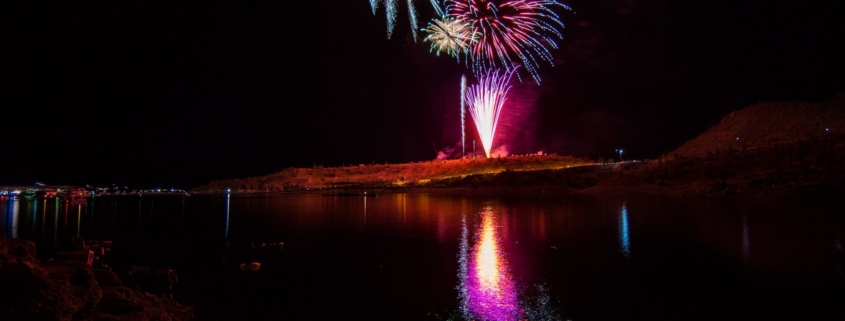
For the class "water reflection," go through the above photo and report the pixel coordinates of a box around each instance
[619,202,631,258]
[52,198,59,246]
[32,199,38,235]
[222,193,232,267]
[742,215,750,261]
[0,198,5,235]
[459,206,519,321]
[76,204,82,237]
[0,197,89,247]
[836,232,844,282]
[225,193,231,240]
[6,198,19,238]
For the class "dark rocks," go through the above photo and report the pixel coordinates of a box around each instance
[0,236,37,258]
[0,236,194,321]
[98,287,144,314]
[0,239,100,321]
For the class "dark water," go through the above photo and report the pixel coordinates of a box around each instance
[2,192,844,320]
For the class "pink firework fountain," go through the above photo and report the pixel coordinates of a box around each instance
[464,67,518,158]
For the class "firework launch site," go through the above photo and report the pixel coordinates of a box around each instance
[193,94,845,201]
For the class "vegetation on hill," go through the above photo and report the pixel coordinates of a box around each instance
[192,155,592,193]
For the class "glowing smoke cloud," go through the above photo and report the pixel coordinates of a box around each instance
[459,206,520,320]
[465,67,518,158]
[461,75,467,157]
[449,0,571,83]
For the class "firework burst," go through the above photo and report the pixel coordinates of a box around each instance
[450,0,570,83]
[465,67,518,158]
[423,17,479,58]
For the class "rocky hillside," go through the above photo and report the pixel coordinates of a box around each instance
[671,93,845,158]
[428,94,845,199]
[0,236,194,321]
[191,94,845,200]
[578,94,845,198]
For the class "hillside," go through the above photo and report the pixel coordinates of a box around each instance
[192,155,592,193]
[580,93,845,198]
[193,94,845,199]
[671,93,845,158]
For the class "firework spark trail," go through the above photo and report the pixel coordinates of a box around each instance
[449,0,570,83]
[430,0,445,17]
[408,0,419,42]
[461,75,467,157]
[386,0,398,38]
[369,0,400,38]
[465,67,518,158]
[370,0,445,40]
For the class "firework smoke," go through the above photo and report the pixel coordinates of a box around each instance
[465,67,518,158]
[450,0,570,83]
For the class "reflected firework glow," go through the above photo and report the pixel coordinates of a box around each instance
[8,198,19,238]
[619,202,630,258]
[460,206,520,320]
[741,215,750,261]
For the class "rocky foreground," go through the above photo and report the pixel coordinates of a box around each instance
[0,236,194,321]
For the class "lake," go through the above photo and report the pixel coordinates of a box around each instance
[2,192,843,320]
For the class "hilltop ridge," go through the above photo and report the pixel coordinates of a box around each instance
[671,93,845,158]
[193,94,845,199]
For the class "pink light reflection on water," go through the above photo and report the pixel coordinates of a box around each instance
[459,206,520,321]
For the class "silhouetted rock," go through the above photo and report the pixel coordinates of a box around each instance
[0,236,194,321]
[672,93,845,158]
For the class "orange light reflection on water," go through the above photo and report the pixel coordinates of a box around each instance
[476,210,502,292]
[460,206,520,320]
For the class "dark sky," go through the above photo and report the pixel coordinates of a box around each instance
[3,0,844,188]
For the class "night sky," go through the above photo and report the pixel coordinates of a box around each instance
[4,0,844,188]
